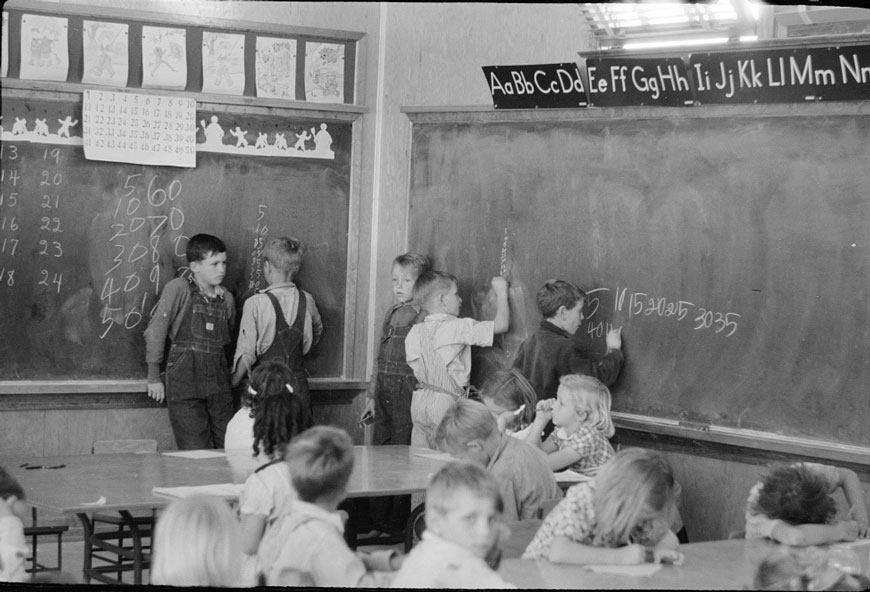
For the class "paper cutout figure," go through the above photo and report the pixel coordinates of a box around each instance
[255,132,268,149]
[229,126,248,148]
[294,129,311,151]
[57,116,78,138]
[274,132,288,150]
[199,115,224,147]
[313,123,334,157]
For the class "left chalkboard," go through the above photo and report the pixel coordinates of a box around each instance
[0,95,351,383]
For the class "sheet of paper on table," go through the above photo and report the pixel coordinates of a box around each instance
[585,563,663,576]
[554,469,593,483]
[152,483,244,500]
[162,450,227,459]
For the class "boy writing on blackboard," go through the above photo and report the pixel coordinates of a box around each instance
[405,271,509,449]
[145,233,236,450]
[513,280,623,406]
[231,237,322,414]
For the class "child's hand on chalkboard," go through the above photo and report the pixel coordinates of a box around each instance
[606,326,623,352]
[147,381,166,403]
[491,276,509,295]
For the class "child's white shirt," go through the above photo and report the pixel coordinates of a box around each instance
[405,313,494,388]
[391,530,515,589]
[0,515,28,583]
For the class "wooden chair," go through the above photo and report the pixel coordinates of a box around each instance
[24,507,69,574]
[404,502,426,552]
[82,439,158,585]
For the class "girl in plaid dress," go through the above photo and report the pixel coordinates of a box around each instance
[526,374,615,476]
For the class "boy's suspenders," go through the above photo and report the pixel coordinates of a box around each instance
[260,290,307,371]
[416,323,465,398]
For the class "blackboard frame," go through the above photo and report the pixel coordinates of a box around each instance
[1,78,369,398]
[403,102,870,467]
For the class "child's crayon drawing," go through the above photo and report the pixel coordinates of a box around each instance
[256,37,297,100]
[305,42,344,103]
[19,14,69,82]
[202,32,245,96]
[1,12,9,78]
[141,26,187,90]
[82,21,128,87]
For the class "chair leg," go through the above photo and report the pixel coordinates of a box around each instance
[119,511,146,586]
[77,513,95,584]
[404,502,425,553]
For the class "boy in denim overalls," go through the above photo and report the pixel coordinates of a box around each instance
[358,253,429,535]
[145,234,236,450]
[231,237,322,415]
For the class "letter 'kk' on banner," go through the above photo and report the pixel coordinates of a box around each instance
[482,63,587,109]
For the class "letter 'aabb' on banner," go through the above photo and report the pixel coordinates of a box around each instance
[482,63,588,109]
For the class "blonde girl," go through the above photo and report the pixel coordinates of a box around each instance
[151,495,243,586]
[523,448,683,565]
[479,368,538,438]
[526,374,615,475]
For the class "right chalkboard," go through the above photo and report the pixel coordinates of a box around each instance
[407,107,870,449]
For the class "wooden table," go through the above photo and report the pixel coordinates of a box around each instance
[2,446,449,584]
[498,538,782,590]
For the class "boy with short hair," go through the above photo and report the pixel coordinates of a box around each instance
[0,467,29,583]
[259,426,399,587]
[405,271,509,449]
[359,252,430,535]
[513,279,623,404]
[434,398,562,522]
[145,233,235,449]
[391,461,515,589]
[232,237,322,413]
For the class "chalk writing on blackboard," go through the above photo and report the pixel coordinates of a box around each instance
[99,173,188,340]
[582,286,741,338]
[247,204,268,292]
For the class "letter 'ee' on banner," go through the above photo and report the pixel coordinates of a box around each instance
[482,63,587,109]
[585,57,695,107]
[689,45,870,104]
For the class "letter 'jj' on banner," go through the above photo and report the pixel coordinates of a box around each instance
[482,63,588,109]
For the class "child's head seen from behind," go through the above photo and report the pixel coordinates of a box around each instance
[434,398,500,466]
[151,495,242,587]
[756,464,837,527]
[0,466,28,522]
[263,237,305,283]
[285,425,354,507]
[536,280,586,334]
[413,270,460,316]
[250,360,312,459]
[592,448,676,547]
[185,233,227,288]
[391,252,431,304]
[425,461,504,560]
[480,368,537,431]
[553,374,615,438]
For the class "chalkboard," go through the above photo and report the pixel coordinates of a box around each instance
[407,108,870,448]
[1,96,351,382]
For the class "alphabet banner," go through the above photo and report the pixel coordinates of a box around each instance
[689,45,870,104]
[482,63,587,109]
[585,57,695,107]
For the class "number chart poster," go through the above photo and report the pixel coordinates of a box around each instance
[83,90,197,167]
